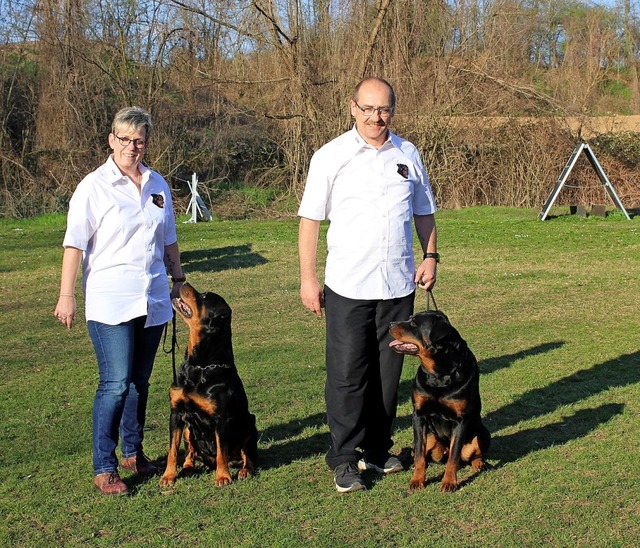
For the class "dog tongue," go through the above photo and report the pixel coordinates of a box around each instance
[172,298,193,318]
[389,339,419,353]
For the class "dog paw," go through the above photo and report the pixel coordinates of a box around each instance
[215,476,232,486]
[237,468,253,480]
[471,458,488,472]
[159,475,175,487]
[409,479,425,491]
[440,480,458,492]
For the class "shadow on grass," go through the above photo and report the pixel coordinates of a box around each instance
[490,402,623,466]
[145,413,331,478]
[483,351,639,432]
[144,349,636,486]
[181,245,267,273]
[258,412,330,469]
[255,342,573,470]
[396,340,567,413]
[481,341,566,375]
[391,349,637,486]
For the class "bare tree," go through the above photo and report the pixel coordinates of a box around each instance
[2,0,640,217]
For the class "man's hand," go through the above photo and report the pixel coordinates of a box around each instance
[300,279,324,318]
[415,259,437,291]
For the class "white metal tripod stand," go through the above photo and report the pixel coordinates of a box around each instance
[184,173,212,223]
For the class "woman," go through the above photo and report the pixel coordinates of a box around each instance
[54,106,186,495]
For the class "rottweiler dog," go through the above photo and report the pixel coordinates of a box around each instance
[159,283,258,487]
[389,310,490,492]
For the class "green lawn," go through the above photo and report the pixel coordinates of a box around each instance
[1,206,639,546]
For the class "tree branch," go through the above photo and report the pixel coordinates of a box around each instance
[358,0,393,79]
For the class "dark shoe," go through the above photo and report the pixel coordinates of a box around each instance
[333,461,366,493]
[358,453,403,474]
[121,454,158,476]
[94,471,129,495]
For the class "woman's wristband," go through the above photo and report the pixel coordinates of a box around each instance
[171,275,186,283]
[59,293,75,298]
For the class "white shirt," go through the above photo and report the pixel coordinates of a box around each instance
[63,155,178,327]
[298,127,437,300]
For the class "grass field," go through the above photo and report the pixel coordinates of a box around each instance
[1,206,639,546]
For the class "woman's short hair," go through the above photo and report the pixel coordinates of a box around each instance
[111,106,153,138]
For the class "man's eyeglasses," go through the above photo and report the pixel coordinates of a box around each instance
[115,135,146,148]
[354,101,394,118]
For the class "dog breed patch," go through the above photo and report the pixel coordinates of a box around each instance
[397,164,409,179]
[151,193,164,208]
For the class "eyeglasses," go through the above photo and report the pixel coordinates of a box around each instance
[354,101,394,118]
[115,135,146,148]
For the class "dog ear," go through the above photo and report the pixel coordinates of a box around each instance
[428,317,461,348]
[203,309,231,334]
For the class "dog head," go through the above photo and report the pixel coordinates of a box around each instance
[389,310,468,375]
[172,283,233,363]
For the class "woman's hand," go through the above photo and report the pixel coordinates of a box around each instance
[54,294,77,329]
[170,281,183,301]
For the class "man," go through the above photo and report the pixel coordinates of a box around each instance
[298,77,438,493]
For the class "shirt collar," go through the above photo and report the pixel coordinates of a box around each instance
[104,154,149,186]
[350,125,398,152]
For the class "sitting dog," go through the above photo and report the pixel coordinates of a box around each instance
[389,310,490,492]
[159,283,258,487]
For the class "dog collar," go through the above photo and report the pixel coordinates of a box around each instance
[204,363,233,369]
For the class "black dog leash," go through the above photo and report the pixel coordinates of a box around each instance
[426,290,438,311]
[162,313,178,384]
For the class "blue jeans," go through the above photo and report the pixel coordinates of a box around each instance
[88,316,165,475]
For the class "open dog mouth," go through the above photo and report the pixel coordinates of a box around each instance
[172,297,193,318]
[389,339,419,354]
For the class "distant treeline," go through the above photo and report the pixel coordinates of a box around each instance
[2,0,640,218]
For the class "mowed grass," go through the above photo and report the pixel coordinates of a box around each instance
[0,206,639,546]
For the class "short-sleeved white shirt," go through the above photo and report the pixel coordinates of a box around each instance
[298,127,437,300]
[63,155,178,327]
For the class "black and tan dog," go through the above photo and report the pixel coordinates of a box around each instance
[389,310,490,492]
[159,283,258,487]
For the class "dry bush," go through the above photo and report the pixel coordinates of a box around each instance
[2,0,640,218]
[398,115,626,209]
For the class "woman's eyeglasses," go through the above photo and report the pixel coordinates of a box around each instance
[115,135,146,148]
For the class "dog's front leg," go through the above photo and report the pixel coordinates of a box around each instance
[180,427,196,477]
[409,413,428,491]
[159,407,184,487]
[214,428,232,486]
[238,416,258,480]
[441,421,469,492]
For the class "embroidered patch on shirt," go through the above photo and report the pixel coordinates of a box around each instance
[397,163,409,179]
[151,193,164,208]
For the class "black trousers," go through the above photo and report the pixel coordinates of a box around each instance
[323,285,415,470]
